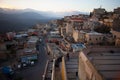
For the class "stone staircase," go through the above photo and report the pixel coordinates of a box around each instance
[45,61,53,80]
[66,57,78,80]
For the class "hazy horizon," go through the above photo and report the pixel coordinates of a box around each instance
[0,0,120,12]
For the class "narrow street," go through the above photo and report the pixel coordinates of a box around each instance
[18,37,48,80]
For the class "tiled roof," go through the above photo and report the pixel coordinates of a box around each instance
[70,18,86,22]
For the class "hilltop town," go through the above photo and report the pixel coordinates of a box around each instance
[0,7,120,80]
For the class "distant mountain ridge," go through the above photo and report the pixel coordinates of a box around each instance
[0,8,88,33]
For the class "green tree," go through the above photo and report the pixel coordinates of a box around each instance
[112,17,120,31]
[94,25,110,33]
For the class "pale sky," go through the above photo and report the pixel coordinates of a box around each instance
[0,0,120,12]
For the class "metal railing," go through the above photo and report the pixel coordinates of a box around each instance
[51,59,55,80]
[42,60,49,80]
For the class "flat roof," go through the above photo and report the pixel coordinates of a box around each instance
[86,31,103,35]
[47,43,64,59]
[88,50,120,79]
[28,36,39,43]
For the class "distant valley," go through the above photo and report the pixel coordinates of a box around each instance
[0,8,88,33]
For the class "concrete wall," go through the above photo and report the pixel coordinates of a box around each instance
[78,47,120,80]
[111,30,120,47]
[86,33,104,44]
[73,30,78,42]
[78,51,103,80]
[60,57,67,80]
[116,38,120,47]
[66,23,73,36]
[73,30,86,43]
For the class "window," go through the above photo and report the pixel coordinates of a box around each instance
[114,35,116,38]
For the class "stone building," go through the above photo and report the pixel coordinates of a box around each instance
[85,32,104,45]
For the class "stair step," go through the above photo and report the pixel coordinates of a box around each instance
[46,62,53,78]
[66,65,78,68]
[67,75,76,79]
[66,61,78,65]
[67,68,78,72]
[68,78,77,80]
[69,58,78,62]
[67,73,76,77]
[48,62,53,66]
[66,55,79,80]
[46,72,52,78]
